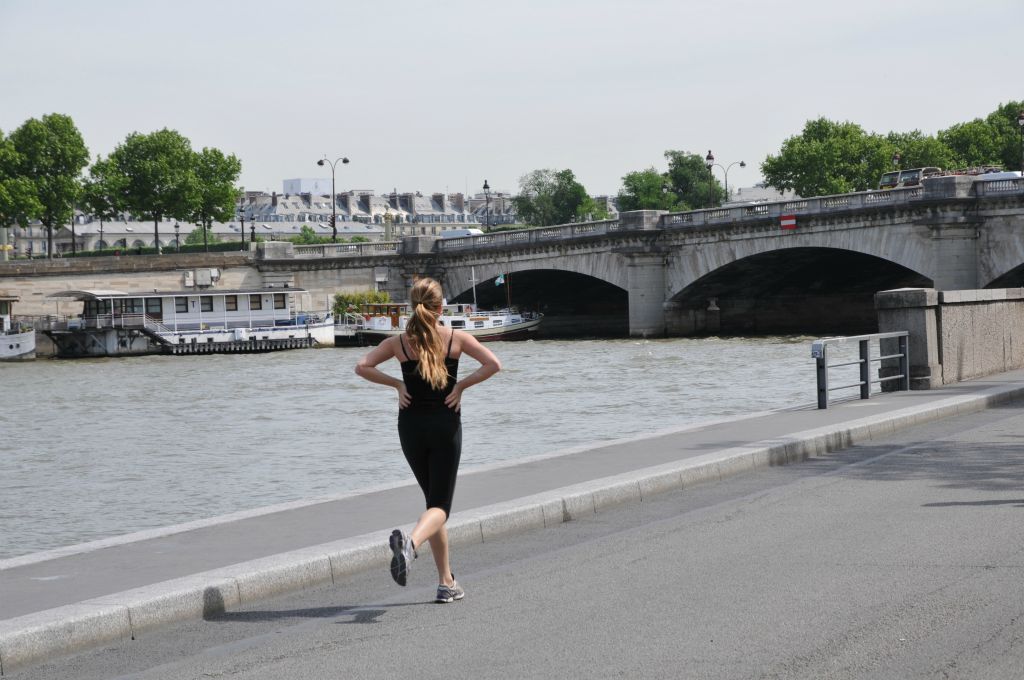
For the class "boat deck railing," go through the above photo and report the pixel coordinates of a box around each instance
[46,312,332,334]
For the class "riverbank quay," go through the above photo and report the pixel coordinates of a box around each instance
[3,368,1024,673]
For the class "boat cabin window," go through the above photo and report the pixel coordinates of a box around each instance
[273,293,286,310]
[225,295,238,312]
[176,298,188,313]
[145,298,162,316]
[115,298,144,315]
[450,320,465,329]
[250,295,263,310]
[474,321,485,328]
[200,296,213,313]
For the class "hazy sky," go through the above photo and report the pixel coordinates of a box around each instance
[2,0,1021,198]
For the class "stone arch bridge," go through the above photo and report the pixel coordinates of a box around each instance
[335,175,1023,336]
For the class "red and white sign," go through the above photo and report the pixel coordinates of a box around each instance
[780,214,797,230]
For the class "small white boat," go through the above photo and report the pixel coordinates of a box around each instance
[336,302,542,345]
[44,288,334,358]
[0,296,36,361]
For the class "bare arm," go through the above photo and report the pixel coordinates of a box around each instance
[354,337,411,408]
[445,332,501,411]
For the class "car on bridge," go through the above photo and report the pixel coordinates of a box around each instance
[878,167,943,190]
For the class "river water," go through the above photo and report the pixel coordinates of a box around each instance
[0,337,846,559]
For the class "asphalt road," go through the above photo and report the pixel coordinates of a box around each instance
[12,401,1024,680]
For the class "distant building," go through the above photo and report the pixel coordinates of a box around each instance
[240,189,476,237]
[724,183,800,206]
[283,178,333,195]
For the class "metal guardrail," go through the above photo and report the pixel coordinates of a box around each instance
[811,332,910,409]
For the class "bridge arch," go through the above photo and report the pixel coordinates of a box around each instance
[666,246,933,335]
[442,254,631,338]
[442,250,629,301]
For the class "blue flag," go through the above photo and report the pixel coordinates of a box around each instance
[495,274,505,286]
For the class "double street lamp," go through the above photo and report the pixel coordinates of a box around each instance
[316,155,350,242]
[705,150,746,206]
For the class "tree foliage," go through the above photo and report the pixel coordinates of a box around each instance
[617,168,678,211]
[333,290,391,317]
[190,147,241,229]
[105,129,199,238]
[289,224,333,244]
[761,118,893,197]
[884,130,954,170]
[7,114,89,257]
[664,151,724,209]
[184,226,221,245]
[512,169,607,226]
[0,130,43,230]
[762,102,1024,197]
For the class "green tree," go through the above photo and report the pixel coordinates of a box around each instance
[617,168,678,212]
[190,147,241,250]
[105,129,199,252]
[0,131,43,251]
[184,226,220,245]
[664,150,724,209]
[512,168,605,226]
[936,101,1024,171]
[333,289,390,317]
[7,114,89,258]
[761,119,894,197]
[289,224,334,245]
[82,156,121,247]
[937,119,1001,169]
[885,130,954,170]
[985,100,1024,171]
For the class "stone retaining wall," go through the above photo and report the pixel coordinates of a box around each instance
[876,287,1024,388]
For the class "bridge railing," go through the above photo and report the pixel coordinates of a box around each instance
[811,331,909,409]
[434,219,621,252]
[292,242,399,258]
[661,187,924,230]
[974,177,1024,197]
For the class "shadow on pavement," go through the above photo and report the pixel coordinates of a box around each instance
[205,601,427,625]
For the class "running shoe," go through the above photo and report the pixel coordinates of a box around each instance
[435,577,465,603]
[388,529,415,586]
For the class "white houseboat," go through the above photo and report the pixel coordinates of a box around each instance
[336,302,541,345]
[0,295,36,361]
[44,288,334,358]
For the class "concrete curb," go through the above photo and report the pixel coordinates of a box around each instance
[2,382,1022,673]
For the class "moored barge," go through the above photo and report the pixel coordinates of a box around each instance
[44,288,334,358]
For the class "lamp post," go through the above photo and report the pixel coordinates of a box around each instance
[317,155,349,242]
[482,180,491,230]
[239,189,245,248]
[704,151,715,208]
[1017,110,1024,173]
[892,152,901,170]
[708,152,749,205]
[174,223,180,253]
[712,156,745,204]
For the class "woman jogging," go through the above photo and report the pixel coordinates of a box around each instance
[354,278,502,603]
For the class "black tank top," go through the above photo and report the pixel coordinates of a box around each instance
[399,332,459,409]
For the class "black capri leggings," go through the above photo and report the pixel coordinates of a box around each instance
[397,408,462,517]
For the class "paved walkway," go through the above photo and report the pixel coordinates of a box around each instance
[3,369,1024,672]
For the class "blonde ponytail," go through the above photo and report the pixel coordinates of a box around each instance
[406,278,449,390]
